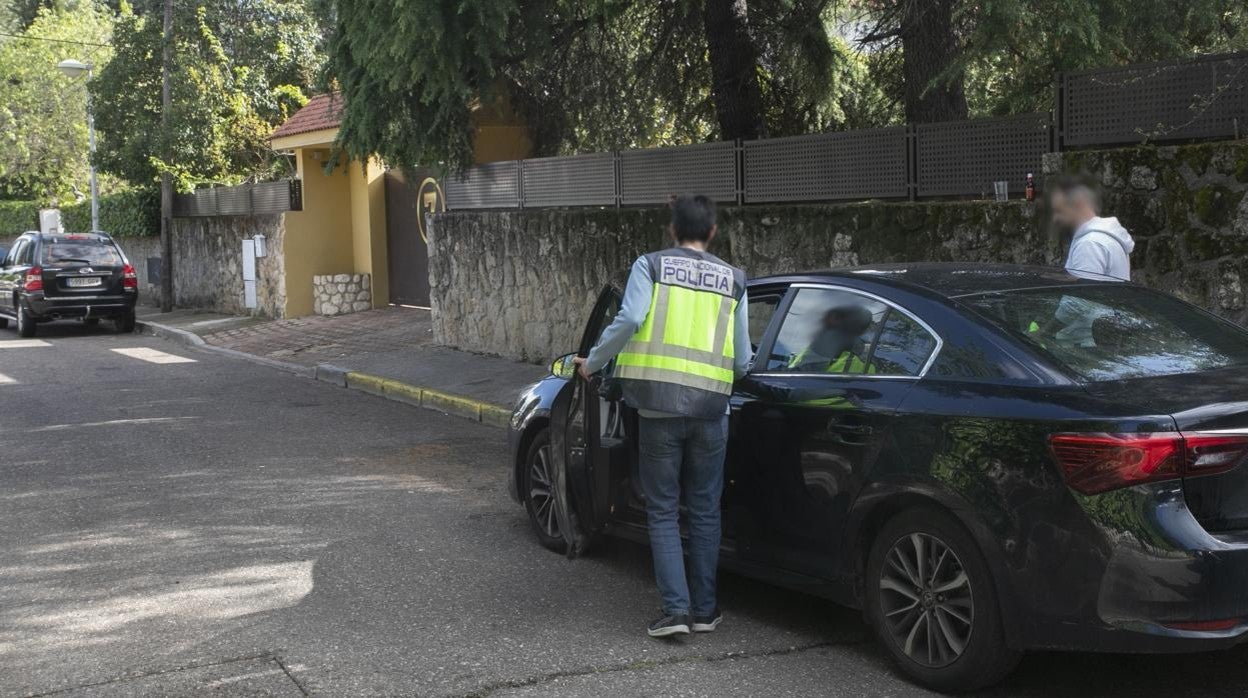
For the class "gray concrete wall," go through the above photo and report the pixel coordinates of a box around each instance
[428,139,1248,363]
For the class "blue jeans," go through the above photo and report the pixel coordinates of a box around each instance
[637,415,728,617]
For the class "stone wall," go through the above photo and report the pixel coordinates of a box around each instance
[428,202,1054,362]
[313,273,372,315]
[428,139,1248,363]
[170,215,286,318]
[1045,140,1248,325]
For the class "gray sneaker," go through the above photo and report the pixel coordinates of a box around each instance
[692,608,722,633]
[648,613,691,638]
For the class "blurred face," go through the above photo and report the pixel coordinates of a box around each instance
[1050,190,1092,232]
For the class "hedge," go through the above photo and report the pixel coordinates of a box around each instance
[0,189,160,238]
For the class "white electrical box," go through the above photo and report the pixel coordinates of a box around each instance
[242,239,257,310]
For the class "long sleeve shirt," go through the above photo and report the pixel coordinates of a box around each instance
[585,254,751,416]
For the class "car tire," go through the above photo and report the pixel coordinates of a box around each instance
[521,429,566,553]
[16,302,35,338]
[864,507,1020,693]
[114,311,136,334]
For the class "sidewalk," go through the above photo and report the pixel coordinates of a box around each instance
[136,306,549,426]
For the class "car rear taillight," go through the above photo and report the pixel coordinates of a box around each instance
[1050,432,1248,495]
[122,263,138,289]
[23,267,43,292]
[1163,617,1243,632]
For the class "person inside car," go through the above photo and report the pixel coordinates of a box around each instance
[788,305,877,374]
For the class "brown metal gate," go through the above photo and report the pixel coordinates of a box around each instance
[384,168,440,307]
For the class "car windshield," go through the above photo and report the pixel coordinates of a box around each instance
[41,238,122,266]
[963,285,1248,381]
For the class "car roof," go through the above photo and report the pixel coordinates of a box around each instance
[32,232,113,243]
[751,262,1125,299]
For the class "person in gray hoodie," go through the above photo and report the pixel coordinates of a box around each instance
[1048,176,1135,280]
[1042,177,1137,346]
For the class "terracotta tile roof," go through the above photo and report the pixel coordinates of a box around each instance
[271,93,343,140]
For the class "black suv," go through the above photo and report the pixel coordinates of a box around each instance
[0,232,138,337]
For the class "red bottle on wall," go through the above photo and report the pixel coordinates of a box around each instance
[1025,173,1036,202]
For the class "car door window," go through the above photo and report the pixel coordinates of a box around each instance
[766,288,890,374]
[9,240,29,266]
[747,293,781,351]
[869,309,938,377]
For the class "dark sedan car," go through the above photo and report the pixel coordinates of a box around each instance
[0,231,138,337]
[507,263,1248,691]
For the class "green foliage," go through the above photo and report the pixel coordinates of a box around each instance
[325,0,868,170]
[93,0,322,191]
[959,0,1248,117]
[0,198,39,235]
[850,0,1248,120]
[327,0,517,171]
[61,187,158,235]
[0,188,156,237]
[0,2,113,200]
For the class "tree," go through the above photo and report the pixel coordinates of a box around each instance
[0,2,113,201]
[5,0,120,30]
[91,0,323,191]
[325,0,858,171]
[703,0,767,139]
[856,0,969,123]
[958,0,1248,117]
[854,0,1248,122]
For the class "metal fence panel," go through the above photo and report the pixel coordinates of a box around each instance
[742,127,908,203]
[443,161,522,210]
[250,181,300,214]
[172,193,203,217]
[215,187,252,216]
[173,181,301,217]
[521,153,617,208]
[1064,52,1248,147]
[619,142,737,205]
[916,113,1049,198]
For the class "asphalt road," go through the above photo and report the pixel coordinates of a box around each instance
[4,324,1248,696]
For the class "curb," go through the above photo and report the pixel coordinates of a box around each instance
[341,371,511,427]
[136,319,511,428]
[138,319,315,378]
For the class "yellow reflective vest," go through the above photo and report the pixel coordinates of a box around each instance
[615,248,746,418]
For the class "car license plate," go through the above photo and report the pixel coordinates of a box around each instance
[66,277,102,288]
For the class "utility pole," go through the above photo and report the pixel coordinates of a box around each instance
[159,0,174,312]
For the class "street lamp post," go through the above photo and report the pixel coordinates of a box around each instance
[57,59,99,233]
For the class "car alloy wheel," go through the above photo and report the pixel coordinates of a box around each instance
[879,532,974,668]
[16,303,35,338]
[522,430,565,552]
[529,443,559,539]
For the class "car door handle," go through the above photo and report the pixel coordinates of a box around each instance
[826,418,873,435]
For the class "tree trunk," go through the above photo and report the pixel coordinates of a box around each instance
[900,0,967,124]
[702,0,766,140]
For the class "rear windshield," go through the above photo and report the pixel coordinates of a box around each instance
[963,285,1248,381]
[41,238,122,266]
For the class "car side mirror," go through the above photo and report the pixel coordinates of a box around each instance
[551,352,579,380]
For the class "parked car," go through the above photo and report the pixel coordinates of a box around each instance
[0,231,139,337]
[507,263,1248,692]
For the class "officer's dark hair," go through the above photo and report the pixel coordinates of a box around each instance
[670,194,717,243]
[1048,175,1101,213]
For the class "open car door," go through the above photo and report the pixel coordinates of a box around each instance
[550,285,624,558]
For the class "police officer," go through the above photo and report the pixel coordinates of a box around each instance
[574,194,750,638]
